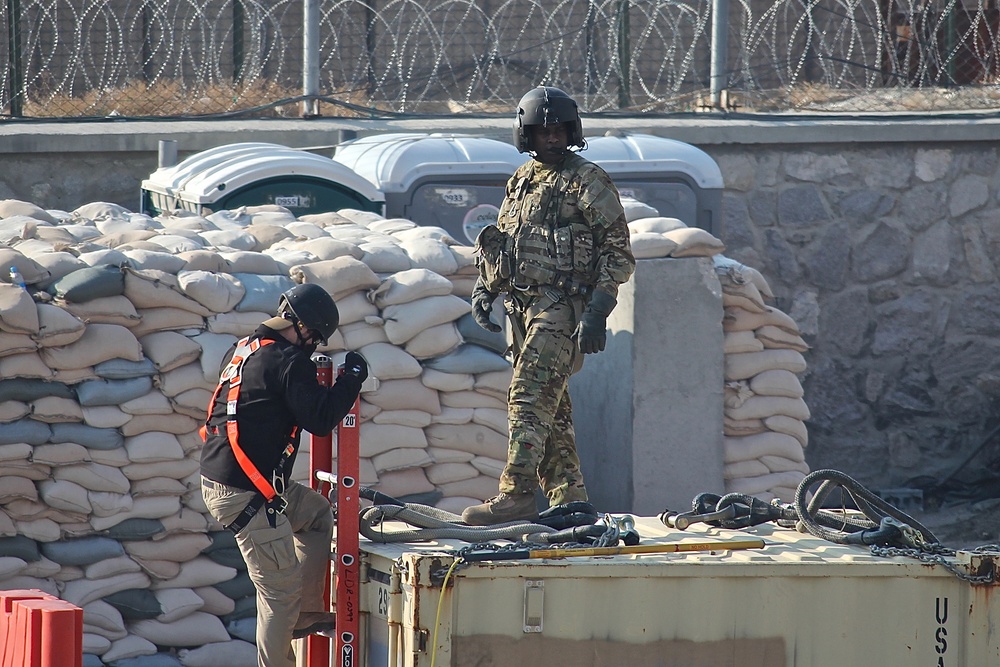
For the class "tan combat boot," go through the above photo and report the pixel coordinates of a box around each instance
[462,492,538,526]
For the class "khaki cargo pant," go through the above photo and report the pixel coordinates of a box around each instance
[202,478,333,667]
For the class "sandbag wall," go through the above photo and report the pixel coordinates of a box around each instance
[0,198,808,666]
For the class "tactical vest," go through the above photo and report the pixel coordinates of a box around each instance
[499,154,606,295]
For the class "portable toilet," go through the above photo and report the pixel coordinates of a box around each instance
[332,133,529,244]
[141,142,385,217]
[583,133,724,235]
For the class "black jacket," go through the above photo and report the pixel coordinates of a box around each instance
[199,325,362,491]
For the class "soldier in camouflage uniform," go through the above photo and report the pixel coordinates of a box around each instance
[463,86,635,525]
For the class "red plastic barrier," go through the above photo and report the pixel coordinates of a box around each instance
[0,590,55,667]
[12,599,83,667]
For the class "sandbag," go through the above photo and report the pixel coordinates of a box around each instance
[371,447,433,473]
[725,395,810,421]
[33,303,86,347]
[723,432,806,464]
[666,227,725,258]
[629,232,679,259]
[177,640,257,667]
[357,342,422,380]
[140,331,203,372]
[381,294,470,345]
[130,612,230,647]
[425,422,507,458]
[63,295,142,327]
[373,467,435,498]
[46,264,124,302]
[423,345,511,374]
[0,331,40,357]
[421,368,474,393]
[0,283,40,334]
[177,250,230,273]
[628,216,686,234]
[177,271,245,313]
[362,378,441,414]
[750,369,804,398]
[357,422,428,458]
[369,268,454,308]
[41,323,143,369]
[724,349,807,381]
[403,322,463,359]
[124,268,210,316]
[398,238,458,275]
[289,256,381,300]
[359,241,413,273]
[232,273,294,313]
[75,376,154,407]
[129,307,206,337]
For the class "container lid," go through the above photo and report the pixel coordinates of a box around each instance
[583,133,724,189]
[333,133,529,193]
[142,143,384,205]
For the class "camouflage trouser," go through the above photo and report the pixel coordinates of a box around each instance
[499,293,588,505]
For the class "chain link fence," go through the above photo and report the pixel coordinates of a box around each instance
[3,0,1000,119]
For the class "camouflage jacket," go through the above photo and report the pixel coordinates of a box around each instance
[493,152,635,299]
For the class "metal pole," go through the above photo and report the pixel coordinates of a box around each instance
[710,0,729,109]
[6,0,23,117]
[157,140,178,169]
[302,0,320,117]
[616,0,631,109]
[233,1,245,84]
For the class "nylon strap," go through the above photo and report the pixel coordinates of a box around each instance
[202,336,296,502]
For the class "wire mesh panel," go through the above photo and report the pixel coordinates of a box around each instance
[4,0,1000,118]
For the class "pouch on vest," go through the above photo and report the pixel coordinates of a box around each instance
[554,226,574,272]
[475,224,513,293]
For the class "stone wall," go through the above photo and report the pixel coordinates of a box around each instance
[711,142,1000,490]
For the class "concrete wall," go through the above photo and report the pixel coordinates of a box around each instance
[571,257,725,515]
[3,115,1000,497]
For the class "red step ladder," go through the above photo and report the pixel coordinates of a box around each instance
[307,356,361,667]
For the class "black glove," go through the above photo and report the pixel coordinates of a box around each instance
[575,290,617,354]
[343,351,369,383]
[471,278,502,333]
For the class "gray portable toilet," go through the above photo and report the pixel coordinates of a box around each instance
[332,133,529,245]
[141,142,385,217]
[583,133,724,235]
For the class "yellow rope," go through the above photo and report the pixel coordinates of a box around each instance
[429,558,462,667]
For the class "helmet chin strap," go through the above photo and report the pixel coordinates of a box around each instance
[285,315,318,354]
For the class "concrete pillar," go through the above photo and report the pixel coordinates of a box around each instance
[570,256,725,516]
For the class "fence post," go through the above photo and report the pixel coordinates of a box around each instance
[5,0,23,117]
[710,0,729,110]
[233,1,245,84]
[616,0,631,109]
[302,0,320,117]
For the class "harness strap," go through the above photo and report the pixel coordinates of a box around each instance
[202,336,296,502]
[225,493,266,534]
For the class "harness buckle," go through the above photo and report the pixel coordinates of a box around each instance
[272,469,286,497]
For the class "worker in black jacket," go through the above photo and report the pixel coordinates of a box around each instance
[200,282,367,667]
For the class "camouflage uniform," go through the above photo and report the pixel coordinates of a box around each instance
[488,152,635,506]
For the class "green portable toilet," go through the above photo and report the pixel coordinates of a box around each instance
[141,142,385,216]
[332,133,528,245]
[583,133,724,235]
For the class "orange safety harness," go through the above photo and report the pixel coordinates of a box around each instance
[201,335,298,531]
